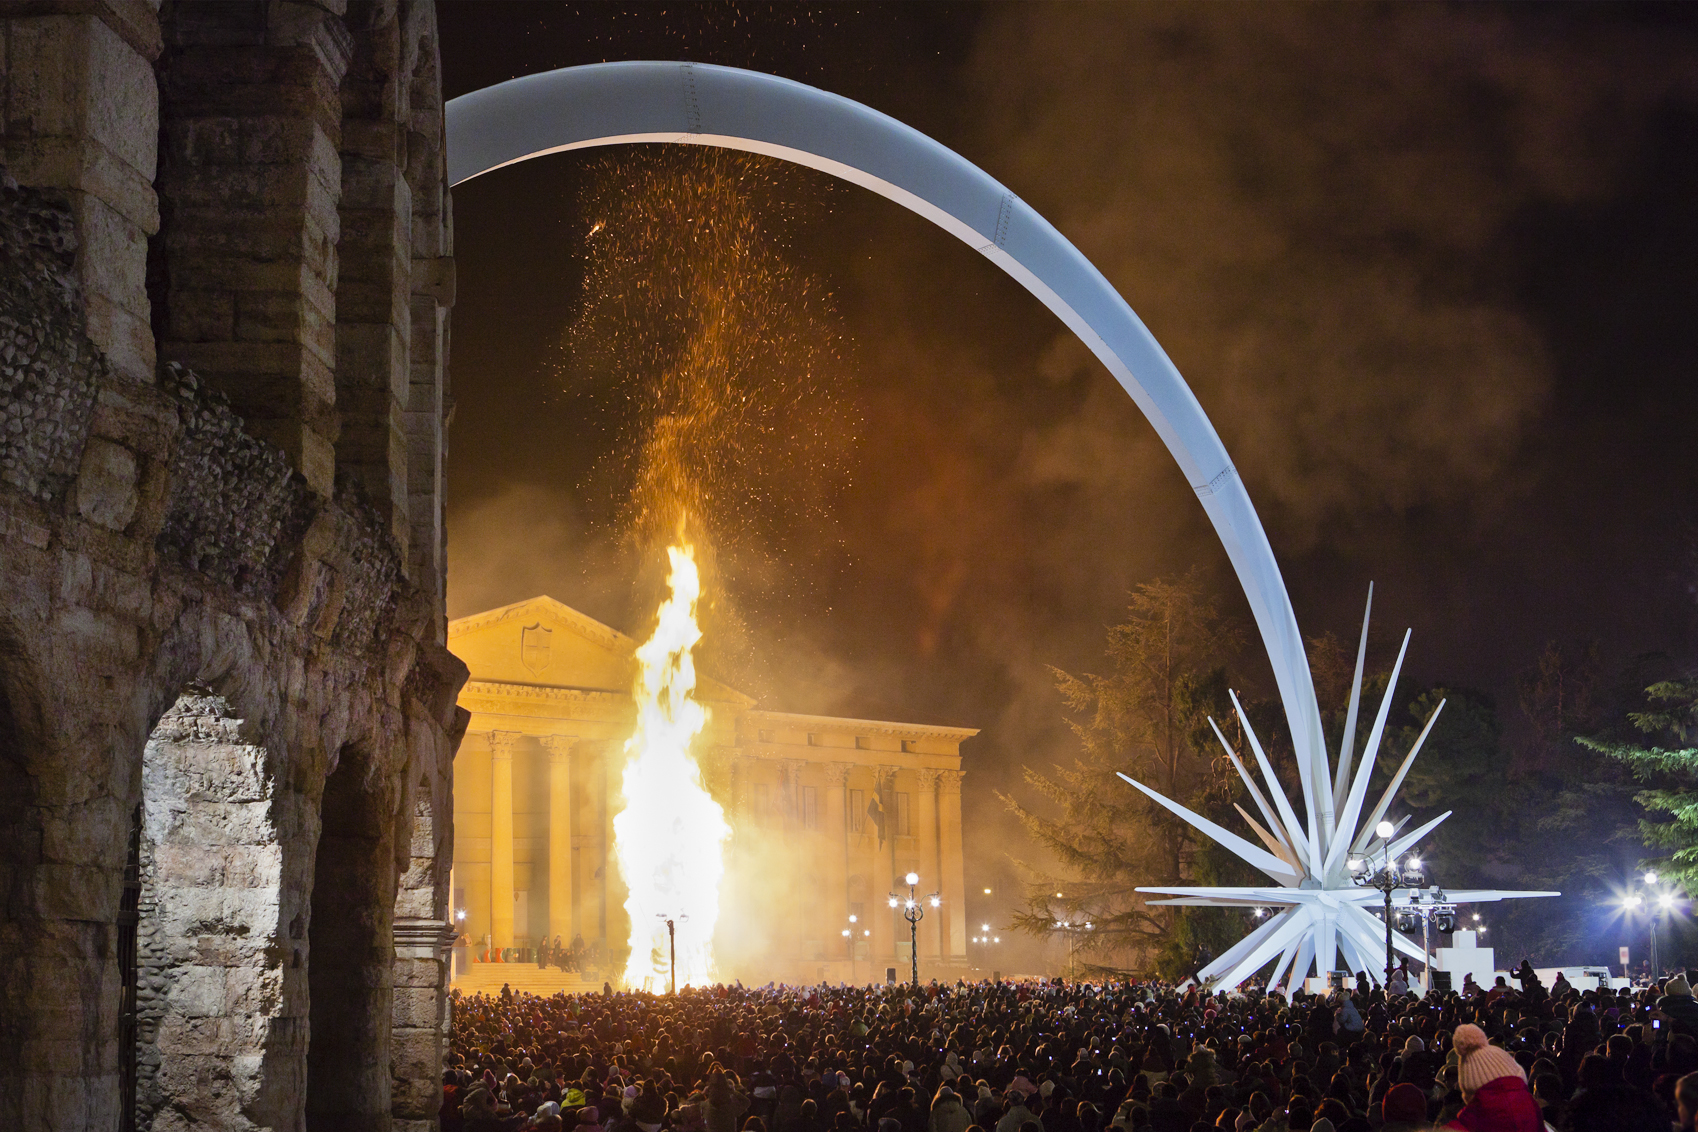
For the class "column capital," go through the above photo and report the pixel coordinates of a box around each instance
[916,767,945,790]
[393,917,456,961]
[489,730,521,759]
[824,761,853,788]
[540,734,576,760]
[937,768,964,793]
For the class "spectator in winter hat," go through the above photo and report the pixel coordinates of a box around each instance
[1659,975,1698,1039]
[1380,1083,1428,1131]
[1444,1024,1540,1132]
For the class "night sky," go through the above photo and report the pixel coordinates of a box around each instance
[437,3,1698,959]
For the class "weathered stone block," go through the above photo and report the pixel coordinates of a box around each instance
[388,1026,441,1080]
[390,956,442,990]
[73,436,136,529]
[390,985,439,1029]
[3,15,156,175]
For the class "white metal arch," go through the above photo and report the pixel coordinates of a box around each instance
[445,61,1328,815]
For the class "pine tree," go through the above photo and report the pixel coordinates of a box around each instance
[1000,572,1248,978]
[1583,677,1698,892]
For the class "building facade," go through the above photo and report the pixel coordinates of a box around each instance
[450,596,975,985]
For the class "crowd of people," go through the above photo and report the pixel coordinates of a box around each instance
[439,968,1698,1132]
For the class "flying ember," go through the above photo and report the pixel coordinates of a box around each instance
[612,542,730,989]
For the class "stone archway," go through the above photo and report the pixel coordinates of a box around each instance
[444,61,1329,789]
[134,686,302,1132]
[306,744,399,1132]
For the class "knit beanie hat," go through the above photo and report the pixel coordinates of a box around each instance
[1667,975,1692,997]
[1381,1082,1426,1123]
[1453,1024,1526,1093]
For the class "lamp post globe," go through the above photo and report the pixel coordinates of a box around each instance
[890,872,939,987]
[1351,822,1428,988]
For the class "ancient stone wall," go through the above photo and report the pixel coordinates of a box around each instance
[0,3,463,1129]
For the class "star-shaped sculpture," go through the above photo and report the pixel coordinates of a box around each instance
[1121,586,1557,992]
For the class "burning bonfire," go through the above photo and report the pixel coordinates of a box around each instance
[612,542,730,988]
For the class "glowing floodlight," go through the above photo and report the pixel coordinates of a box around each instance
[905,872,919,886]
[1376,820,1396,840]
[1646,871,1660,885]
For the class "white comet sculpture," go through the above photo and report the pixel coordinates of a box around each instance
[444,63,1558,992]
[1122,585,1557,993]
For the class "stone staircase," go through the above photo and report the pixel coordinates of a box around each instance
[451,963,603,997]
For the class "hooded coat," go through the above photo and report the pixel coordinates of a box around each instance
[929,1093,972,1132]
[1444,1077,1543,1132]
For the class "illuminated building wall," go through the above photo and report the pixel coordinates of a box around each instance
[449,596,975,984]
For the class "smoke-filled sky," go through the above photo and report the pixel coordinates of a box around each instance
[438,2,1698,958]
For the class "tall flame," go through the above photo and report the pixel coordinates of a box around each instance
[613,543,730,988]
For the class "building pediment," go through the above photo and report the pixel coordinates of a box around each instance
[447,595,754,706]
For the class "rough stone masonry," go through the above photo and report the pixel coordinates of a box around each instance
[0,2,467,1129]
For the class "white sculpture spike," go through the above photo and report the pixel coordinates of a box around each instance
[1230,691,1316,871]
[1235,803,1301,874]
[1352,701,1446,856]
[1211,717,1298,858]
[1320,631,1409,881]
[1386,812,1451,862]
[1266,941,1300,992]
[1116,773,1299,883]
[1130,597,1558,990]
[1193,910,1288,983]
[1331,584,1374,816]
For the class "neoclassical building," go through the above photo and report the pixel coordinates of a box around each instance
[450,596,975,985]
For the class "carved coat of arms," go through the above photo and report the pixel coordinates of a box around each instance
[520,623,552,675]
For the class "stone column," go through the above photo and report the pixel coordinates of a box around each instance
[778,757,805,963]
[939,769,968,961]
[915,769,944,964]
[0,1,161,383]
[825,763,852,961]
[542,735,575,948]
[489,731,518,950]
[391,917,455,1131]
[336,19,415,555]
[871,767,901,976]
[154,1,354,495]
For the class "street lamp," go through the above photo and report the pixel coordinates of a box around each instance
[1054,919,1095,979]
[654,912,688,995]
[890,871,939,987]
[1350,819,1426,987]
[842,913,871,984]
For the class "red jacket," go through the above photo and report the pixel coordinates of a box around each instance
[1446,1076,1543,1132]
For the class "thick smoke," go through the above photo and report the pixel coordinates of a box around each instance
[443,3,1698,973]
